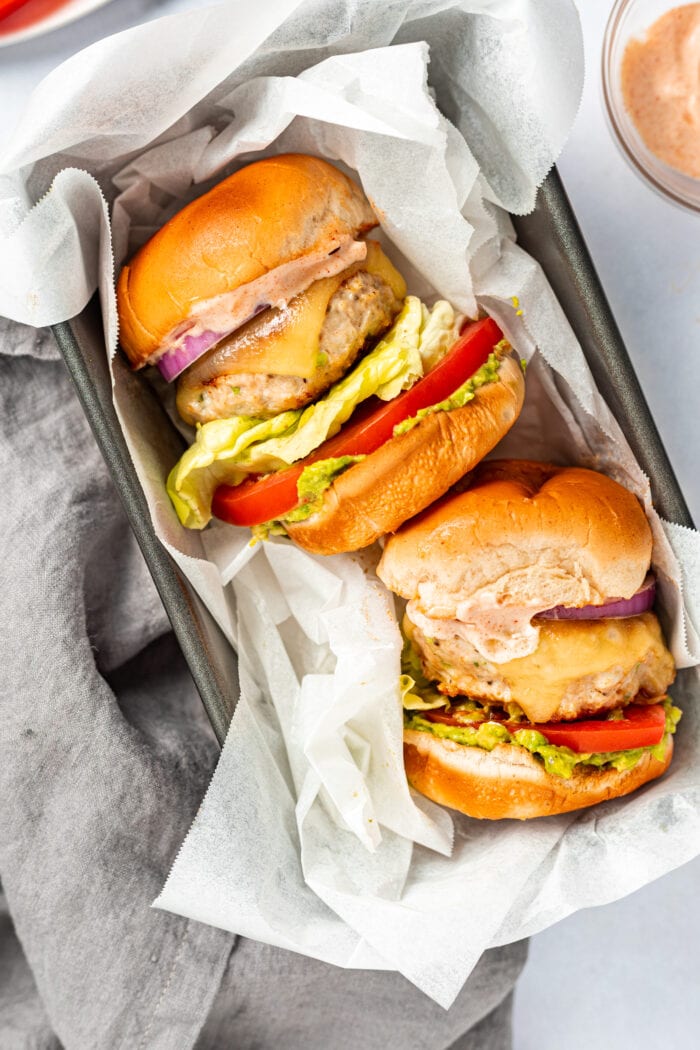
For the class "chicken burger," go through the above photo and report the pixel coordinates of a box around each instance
[377,460,679,819]
[117,154,525,553]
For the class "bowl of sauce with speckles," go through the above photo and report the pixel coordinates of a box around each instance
[603,0,700,212]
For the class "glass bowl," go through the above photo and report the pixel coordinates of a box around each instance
[602,0,700,212]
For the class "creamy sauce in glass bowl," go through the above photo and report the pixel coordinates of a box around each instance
[621,4,700,179]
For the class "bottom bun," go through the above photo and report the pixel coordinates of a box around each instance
[403,729,674,820]
[286,353,524,554]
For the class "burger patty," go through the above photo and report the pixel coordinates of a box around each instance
[176,270,403,424]
[404,610,675,724]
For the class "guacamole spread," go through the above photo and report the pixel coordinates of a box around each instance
[404,700,681,779]
[250,455,366,541]
[285,455,365,523]
[392,345,505,437]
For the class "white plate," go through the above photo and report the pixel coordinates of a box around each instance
[0,0,115,47]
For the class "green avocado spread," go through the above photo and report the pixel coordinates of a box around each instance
[251,455,365,541]
[400,631,682,778]
[285,455,365,523]
[401,629,682,779]
[404,701,681,779]
[392,345,505,437]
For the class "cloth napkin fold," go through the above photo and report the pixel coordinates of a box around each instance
[0,313,526,1047]
[0,316,233,1048]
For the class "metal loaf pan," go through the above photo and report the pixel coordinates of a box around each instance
[51,168,694,746]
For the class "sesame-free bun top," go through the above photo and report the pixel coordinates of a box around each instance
[117,154,378,367]
[378,460,653,617]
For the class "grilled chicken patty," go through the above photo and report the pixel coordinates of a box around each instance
[404,610,675,723]
[176,269,403,425]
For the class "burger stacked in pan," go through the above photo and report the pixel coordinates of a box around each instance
[377,460,679,819]
[117,153,679,819]
[117,154,525,554]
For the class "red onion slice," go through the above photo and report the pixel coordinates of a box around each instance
[154,303,271,382]
[156,330,221,382]
[538,573,656,621]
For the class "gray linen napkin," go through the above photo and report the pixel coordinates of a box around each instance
[0,318,526,1049]
[0,320,234,1048]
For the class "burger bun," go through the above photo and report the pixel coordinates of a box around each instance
[378,459,653,618]
[117,154,378,369]
[286,353,525,555]
[403,729,673,820]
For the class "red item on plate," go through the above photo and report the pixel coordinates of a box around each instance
[425,702,667,754]
[0,0,72,33]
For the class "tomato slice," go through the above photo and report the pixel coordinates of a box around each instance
[0,0,67,30]
[528,704,667,752]
[0,0,31,18]
[212,316,503,527]
[424,703,667,753]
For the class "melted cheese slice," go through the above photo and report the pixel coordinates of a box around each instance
[210,240,406,378]
[494,614,673,723]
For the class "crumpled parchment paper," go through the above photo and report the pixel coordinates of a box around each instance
[2,0,700,1010]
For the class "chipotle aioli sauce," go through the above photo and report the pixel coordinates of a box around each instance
[621,4,700,179]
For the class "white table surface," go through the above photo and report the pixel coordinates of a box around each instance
[516,3,700,1044]
[2,2,698,1045]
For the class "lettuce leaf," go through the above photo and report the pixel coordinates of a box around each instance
[399,633,448,709]
[417,299,461,371]
[168,295,459,529]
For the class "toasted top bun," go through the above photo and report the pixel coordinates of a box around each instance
[403,728,673,820]
[117,154,377,368]
[285,353,525,555]
[378,460,652,617]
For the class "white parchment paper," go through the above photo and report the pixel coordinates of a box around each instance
[2,0,700,1009]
